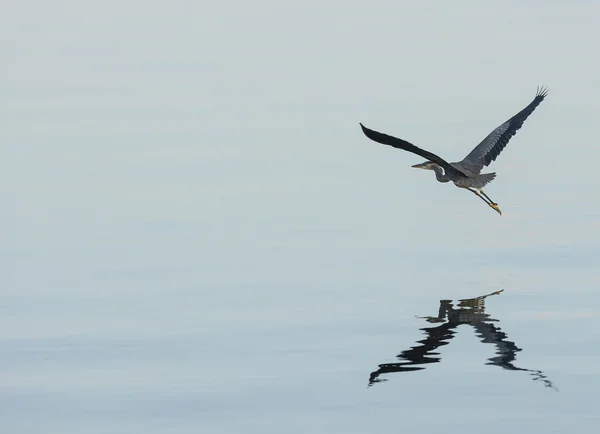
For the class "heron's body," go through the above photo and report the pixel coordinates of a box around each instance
[360,87,549,215]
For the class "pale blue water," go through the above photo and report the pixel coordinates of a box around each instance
[4,1,600,433]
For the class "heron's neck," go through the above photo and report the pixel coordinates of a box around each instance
[431,164,450,183]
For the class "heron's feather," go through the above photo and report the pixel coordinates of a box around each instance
[359,123,469,178]
[453,172,496,188]
[460,86,548,173]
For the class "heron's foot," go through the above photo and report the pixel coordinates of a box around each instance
[489,203,502,215]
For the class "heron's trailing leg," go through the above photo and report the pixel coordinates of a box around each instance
[467,188,502,215]
[479,190,496,205]
[468,188,492,205]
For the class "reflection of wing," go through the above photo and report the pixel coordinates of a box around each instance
[472,322,521,369]
[369,323,456,385]
[471,322,557,390]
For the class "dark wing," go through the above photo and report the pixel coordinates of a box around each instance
[359,123,468,178]
[460,86,548,173]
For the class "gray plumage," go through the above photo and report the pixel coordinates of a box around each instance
[359,87,549,214]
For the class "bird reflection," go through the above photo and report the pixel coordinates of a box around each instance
[369,290,556,389]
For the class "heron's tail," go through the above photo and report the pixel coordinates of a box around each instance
[472,172,496,188]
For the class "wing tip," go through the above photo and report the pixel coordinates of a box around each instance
[536,85,549,99]
[359,122,371,135]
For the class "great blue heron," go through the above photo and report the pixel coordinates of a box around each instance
[360,87,549,215]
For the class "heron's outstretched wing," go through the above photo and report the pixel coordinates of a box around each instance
[359,123,468,178]
[460,86,548,173]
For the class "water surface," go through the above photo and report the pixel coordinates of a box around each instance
[5,1,600,433]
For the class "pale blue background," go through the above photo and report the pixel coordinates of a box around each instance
[3,1,600,433]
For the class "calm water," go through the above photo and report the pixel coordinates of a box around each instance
[5,1,600,433]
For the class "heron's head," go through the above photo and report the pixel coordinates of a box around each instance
[411,161,435,170]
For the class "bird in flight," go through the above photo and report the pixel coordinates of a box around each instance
[360,87,549,215]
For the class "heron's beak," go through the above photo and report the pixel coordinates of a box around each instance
[411,163,427,169]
